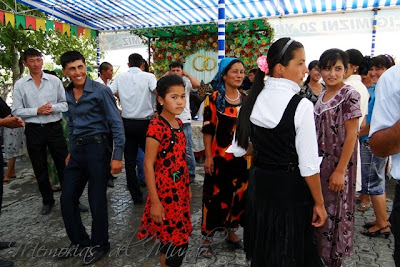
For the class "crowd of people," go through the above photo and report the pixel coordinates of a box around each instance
[0,37,399,267]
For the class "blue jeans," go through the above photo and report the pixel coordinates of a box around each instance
[360,140,387,195]
[136,147,145,182]
[183,123,196,178]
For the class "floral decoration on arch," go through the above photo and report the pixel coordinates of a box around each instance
[131,19,274,78]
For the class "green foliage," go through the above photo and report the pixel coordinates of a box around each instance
[0,0,98,85]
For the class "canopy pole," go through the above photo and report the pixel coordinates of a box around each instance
[96,31,100,73]
[370,8,379,56]
[148,37,151,65]
[218,0,225,63]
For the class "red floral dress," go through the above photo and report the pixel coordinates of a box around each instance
[137,116,192,246]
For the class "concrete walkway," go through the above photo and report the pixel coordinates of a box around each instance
[0,155,396,266]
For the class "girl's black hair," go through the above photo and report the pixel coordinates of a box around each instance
[318,48,349,71]
[303,60,319,86]
[236,37,304,149]
[155,75,185,114]
[370,54,395,70]
[346,49,371,75]
[359,56,371,76]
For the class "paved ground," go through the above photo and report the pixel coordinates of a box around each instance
[0,155,397,266]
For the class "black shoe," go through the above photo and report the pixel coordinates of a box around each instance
[0,242,16,250]
[226,238,244,249]
[83,247,109,265]
[78,203,89,212]
[58,243,90,258]
[107,179,115,188]
[109,174,117,180]
[0,258,14,267]
[361,225,391,238]
[41,203,54,215]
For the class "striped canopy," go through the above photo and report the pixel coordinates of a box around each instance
[18,0,400,31]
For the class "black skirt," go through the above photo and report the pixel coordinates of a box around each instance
[244,166,323,267]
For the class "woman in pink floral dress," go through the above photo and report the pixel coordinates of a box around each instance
[314,49,361,267]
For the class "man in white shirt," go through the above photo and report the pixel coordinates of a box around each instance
[12,48,69,215]
[95,62,113,86]
[110,53,157,204]
[168,62,200,182]
[369,64,400,266]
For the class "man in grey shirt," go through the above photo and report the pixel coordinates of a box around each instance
[12,48,69,215]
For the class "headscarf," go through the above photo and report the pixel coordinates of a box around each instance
[210,57,239,113]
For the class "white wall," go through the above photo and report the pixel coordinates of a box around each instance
[268,9,400,65]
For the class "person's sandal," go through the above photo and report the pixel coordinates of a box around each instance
[361,225,391,238]
[199,244,213,258]
[357,204,371,212]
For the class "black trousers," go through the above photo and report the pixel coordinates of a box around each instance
[61,142,111,250]
[122,118,149,202]
[25,121,68,205]
[390,181,400,266]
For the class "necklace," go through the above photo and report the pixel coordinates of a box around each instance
[225,90,240,102]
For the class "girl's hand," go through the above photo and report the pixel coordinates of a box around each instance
[328,170,345,192]
[204,156,214,175]
[150,202,165,224]
[312,203,327,227]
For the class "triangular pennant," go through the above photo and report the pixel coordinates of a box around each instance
[54,22,63,32]
[45,20,54,32]
[62,23,70,36]
[84,28,91,38]
[77,27,84,36]
[91,29,97,39]
[0,11,4,25]
[25,16,36,30]
[5,12,15,27]
[15,14,26,29]
[36,18,45,31]
[70,25,78,36]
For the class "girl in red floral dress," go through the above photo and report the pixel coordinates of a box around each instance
[138,75,192,267]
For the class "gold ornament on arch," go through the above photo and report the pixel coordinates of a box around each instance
[192,55,217,72]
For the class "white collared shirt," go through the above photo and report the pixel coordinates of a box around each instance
[369,65,400,179]
[344,74,369,128]
[95,77,111,87]
[110,67,157,119]
[229,77,321,177]
[176,76,193,123]
[12,72,68,124]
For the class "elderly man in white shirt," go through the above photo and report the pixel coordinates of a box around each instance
[369,64,400,266]
[110,53,157,204]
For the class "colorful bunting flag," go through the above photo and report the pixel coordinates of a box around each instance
[45,20,54,32]
[91,29,97,39]
[70,25,78,36]
[62,23,70,36]
[25,16,36,29]
[0,13,96,39]
[84,28,91,38]
[5,12,15,27]
[36,18,45,31]
[15,15,26,29]
[0,11,4,25]
[78,27,84,36]
[54,22,63,32]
